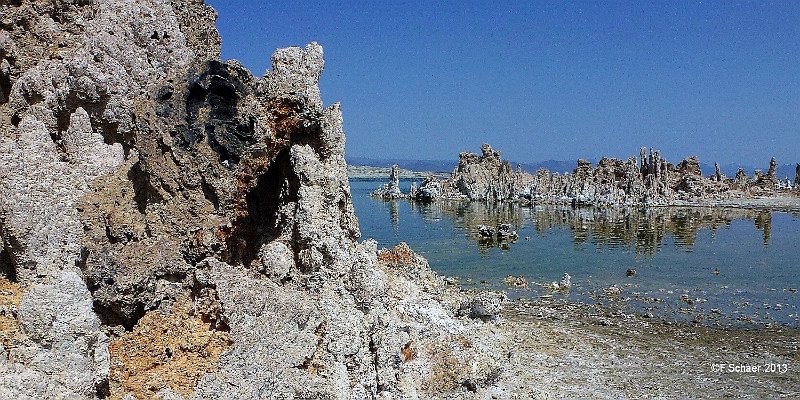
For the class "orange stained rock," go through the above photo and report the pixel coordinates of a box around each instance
[108,298,231,400]
[0,278,22,348]
[377,242,417,266]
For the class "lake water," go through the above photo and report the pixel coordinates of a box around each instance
[350,179,800,328]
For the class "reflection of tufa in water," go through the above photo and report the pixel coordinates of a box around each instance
[477,224,494,239]
[497,224,518,240]
[403,200,780,255]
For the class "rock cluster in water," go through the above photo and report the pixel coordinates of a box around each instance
[399,144,791,206]
[370,164,405,199]
[476,223,518,249]
[0,1,505,399]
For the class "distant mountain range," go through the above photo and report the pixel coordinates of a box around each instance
[346,156,581,174]
[346,156,797,180]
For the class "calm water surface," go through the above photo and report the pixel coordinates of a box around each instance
[351,179,800,327]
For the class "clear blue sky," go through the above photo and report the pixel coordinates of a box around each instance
[206,0,799,167]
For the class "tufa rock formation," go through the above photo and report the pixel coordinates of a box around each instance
[411,176,444,203]
[370,164,405,199]
[412,144,532,202]
[411,144,787,207]
[448,144,532,201]
[752,157,779,192]
[796,163,800,188]
[733,168,750,191]
[0,1,504,399]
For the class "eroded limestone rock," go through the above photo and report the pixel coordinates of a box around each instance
[108,297,230,400]
[754,157,779,191]
[410,144,782,207]
[371,164,405,199]
[449,144,532,201]
[795,163,800,188]
[0,1,211,397]
[0,2,505,398]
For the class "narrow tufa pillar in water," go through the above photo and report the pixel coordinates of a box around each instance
[370,164,406,199]
[795,163,800,187]
[768,157,778,181]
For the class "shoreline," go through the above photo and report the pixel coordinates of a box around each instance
[491,298,800,398]
[363,179,800,213]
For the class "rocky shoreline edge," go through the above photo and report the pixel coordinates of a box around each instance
[496,298,799,399]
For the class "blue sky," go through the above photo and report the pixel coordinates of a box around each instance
[206,0,799,166]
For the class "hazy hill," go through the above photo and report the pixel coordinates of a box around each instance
[346,157,456,173]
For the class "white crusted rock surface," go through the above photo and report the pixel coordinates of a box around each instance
[0,2,505,399]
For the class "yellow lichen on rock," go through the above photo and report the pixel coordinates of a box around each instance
[108,298,231,399]
[0,278,22,349]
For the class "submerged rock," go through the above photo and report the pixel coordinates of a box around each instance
[503,275,528,288]
[546,273,572,292]
[560,273,572,289]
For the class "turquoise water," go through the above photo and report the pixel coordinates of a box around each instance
[351,179,800,327]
